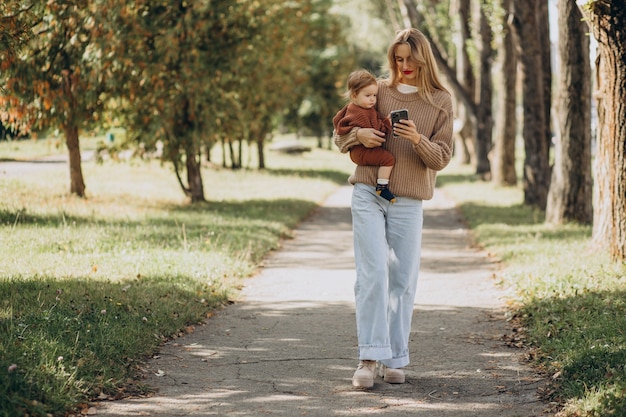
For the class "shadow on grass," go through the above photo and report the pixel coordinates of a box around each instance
[436,172,484,187]
[1,198,320,264]
[265,167,350,185]
[166,197,317,222]
[459,202,541,226]
[520,289,626,414]
[1,198,318,229]
[0,158,66,163]
[0,275,228,417]
[455,202,590,241]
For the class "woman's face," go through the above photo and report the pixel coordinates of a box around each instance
[394,44,417,85]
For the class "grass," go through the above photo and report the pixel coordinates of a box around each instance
[4,136,626,416]
[438,161,626,417]
[0,135,354,416]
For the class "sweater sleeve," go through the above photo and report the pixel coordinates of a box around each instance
[333,127,360,154]
[412,99,454,171]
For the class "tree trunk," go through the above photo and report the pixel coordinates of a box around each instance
[453,0,474,165]
[473,0,493,178]
[221,140,227,168]
[257,138,265,169]
[237,138,243,169]
[546,0,592,225]
[185,145,205,202]
[64,124,86,197]
[61,68,86,198]
[511,0,551,210]
[586,1,626,260]
[227,140,237,169]
[539,0,552,153]
[491,0,517,186]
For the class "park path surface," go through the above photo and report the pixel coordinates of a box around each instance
[93,185,546,417]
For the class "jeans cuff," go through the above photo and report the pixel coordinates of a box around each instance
[358,345,392,361]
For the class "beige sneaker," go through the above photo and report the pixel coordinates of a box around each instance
[379,364,405,384]
[352,360,376,388]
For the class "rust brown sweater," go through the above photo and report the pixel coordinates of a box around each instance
[334,81,454,200]
[333,102,391,135]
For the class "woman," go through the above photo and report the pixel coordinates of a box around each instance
[334,28,454,388]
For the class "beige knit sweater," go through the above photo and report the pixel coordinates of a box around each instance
[334,81,454,200]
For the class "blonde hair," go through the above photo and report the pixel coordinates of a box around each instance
[343,69,378,101]
[386,28,448,107]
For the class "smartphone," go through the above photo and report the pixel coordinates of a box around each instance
[390,109,409,127]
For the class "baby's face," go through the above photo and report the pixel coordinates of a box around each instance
[353,84,378,109]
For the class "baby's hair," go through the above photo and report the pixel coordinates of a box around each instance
[343,69,378,101]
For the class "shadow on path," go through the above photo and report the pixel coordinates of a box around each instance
[94,186,546,417]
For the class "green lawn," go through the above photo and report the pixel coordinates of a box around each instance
[0,135,353,416]
[2,137,625,417]
[438,162,626,417]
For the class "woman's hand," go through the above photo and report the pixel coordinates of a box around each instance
[393,119,422,146]
[356,128,386,148]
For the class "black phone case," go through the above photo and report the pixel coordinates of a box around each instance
[391,109,409,126]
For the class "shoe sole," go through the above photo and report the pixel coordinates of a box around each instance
[352,378,374,388]
[383,373,405,384]
[379,365,406,384]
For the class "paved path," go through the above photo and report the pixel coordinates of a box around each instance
[94,186,545,417]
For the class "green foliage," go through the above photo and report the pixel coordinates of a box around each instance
[415,0,455,53]
[1,0,107,133]
[283,0,357,140]
[335,0,393,65]
[96,0,353,166]
[0,2,40,80]
[2,0,358,198]
[440,162,626,417]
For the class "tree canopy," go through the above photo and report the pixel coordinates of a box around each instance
[1,0,357,200]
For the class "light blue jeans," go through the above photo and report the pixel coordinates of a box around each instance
[351,183,423,369]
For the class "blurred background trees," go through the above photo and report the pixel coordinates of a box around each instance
[2,0,625,257]
[1,1,109,196]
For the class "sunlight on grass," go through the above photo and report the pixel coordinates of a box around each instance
[439,160,626,417]
[0,134,109,161]
[0,135,354,416]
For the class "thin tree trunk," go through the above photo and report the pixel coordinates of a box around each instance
[586,1,626,260]
[539,0,552,153]
[221,139,227,168]
[61,69,86,198]
[185,145,205,202]
[227,141,236,169]
[492,0,517,186]
[257,138,265,169]
[64,124,86,197]
[473,0,493,178]
[546,0,592,225]
[205,143,212,163]
[237,138,243,169]
[453,0,474,165]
